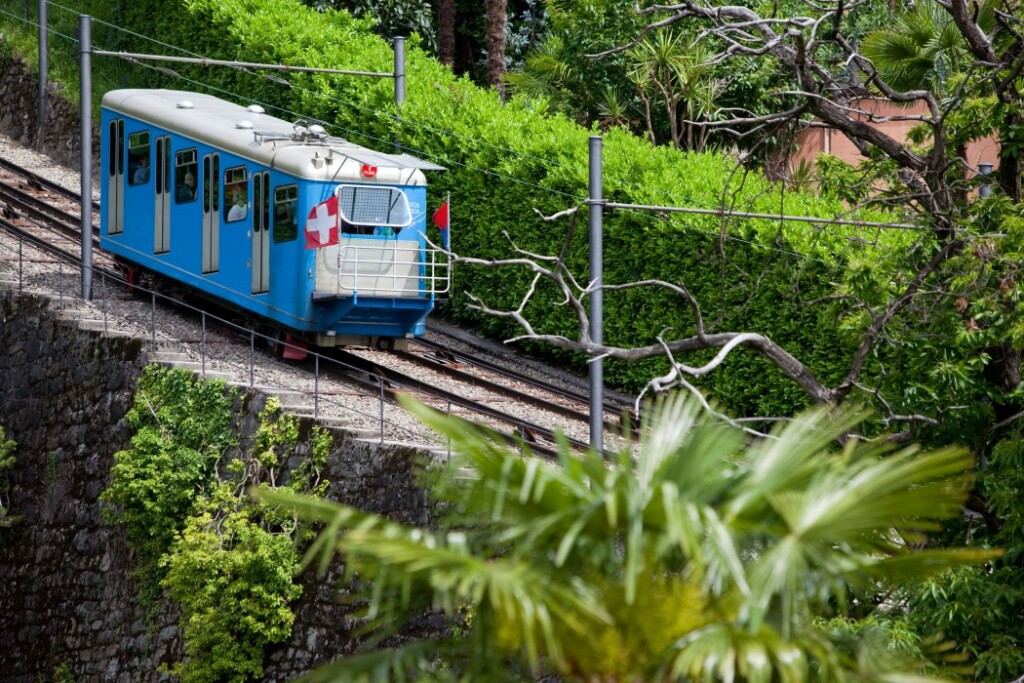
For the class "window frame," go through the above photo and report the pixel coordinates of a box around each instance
[174,148,199,205]
[127,130,151,187]
[223,166,250,223]
[273,184,299,243]
[335,184,412,228]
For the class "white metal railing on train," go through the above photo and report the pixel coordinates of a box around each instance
[330,240,451,298]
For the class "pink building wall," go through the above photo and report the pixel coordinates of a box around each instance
[790,98,999,174]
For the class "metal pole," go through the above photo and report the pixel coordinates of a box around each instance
[79,14,93,300]
[249,332,255,388]
[314,354,320,419]
[979,162,994,198]
[38,0,47,133]
[393,37,405,106]
[18,235,23,290]
[379,381,385,444]
[588,136,603,452]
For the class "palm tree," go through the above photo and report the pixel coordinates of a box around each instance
[485,0,508,99]
[627,32,723,151]
[265,394,996,682]
[860,0,998,98]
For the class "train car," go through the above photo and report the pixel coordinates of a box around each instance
[99,89,449,354]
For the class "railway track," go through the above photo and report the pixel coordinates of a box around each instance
[0,155,632,457]
[0,156,111,276]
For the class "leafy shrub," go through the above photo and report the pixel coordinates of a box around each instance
[0,425,18,527]
[101,368,332,682]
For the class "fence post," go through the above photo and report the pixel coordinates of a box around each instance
[201,311,206,376]
[249,331,255,388]
[102,271,107,334]
[314,354,320,420]
[379,380,385,444]
[150,291,156,351]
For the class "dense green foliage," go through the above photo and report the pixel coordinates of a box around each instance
[100,366,235,569]
[101,367,331,682]
[267,394,994,681]
[0,0,909,416]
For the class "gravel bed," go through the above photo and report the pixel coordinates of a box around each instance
[0,132,632,456]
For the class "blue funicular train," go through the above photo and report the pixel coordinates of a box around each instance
[99,89,449,355]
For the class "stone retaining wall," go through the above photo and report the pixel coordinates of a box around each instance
[0,289,432,681]
[0,46,436,682]
[0,50,93,171]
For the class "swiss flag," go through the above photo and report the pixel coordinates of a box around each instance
[304,196,339,249]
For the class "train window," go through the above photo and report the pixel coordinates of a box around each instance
[337,185,411,230]
[273,185,298,243]
[224,166,249,222]
[127,131,150,186]
[175,149,198,204]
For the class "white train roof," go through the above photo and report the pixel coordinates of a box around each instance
[101,89,444,185]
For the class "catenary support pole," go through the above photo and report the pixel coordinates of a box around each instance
[38,0,47,131]
[589,136,603,452]
[393,37,405,107]
[79,14,92,300]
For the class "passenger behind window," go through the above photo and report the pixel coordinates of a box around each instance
[176,172,196,203]
[341,218,372,235]
[132,155,150,185]
[227,191,248,221]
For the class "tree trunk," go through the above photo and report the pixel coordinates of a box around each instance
[438,0,455,68]
[485,0,508,99]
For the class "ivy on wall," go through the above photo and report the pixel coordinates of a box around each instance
[0,425,17,527]
[100,366,331,682]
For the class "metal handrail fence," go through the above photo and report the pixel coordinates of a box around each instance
[0,221,449,450]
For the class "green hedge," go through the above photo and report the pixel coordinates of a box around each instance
[0,0,910,415]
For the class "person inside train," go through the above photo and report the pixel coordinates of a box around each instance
[132,155,150,185]
[176,172,196,202]
[227,191,248,221]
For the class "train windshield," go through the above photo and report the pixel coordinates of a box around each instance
[336,185,412,228]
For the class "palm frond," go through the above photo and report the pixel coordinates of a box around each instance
[292,640,451,683]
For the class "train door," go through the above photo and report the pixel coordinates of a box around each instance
[251,171,270,294]
[106,119,125,235]
[154,135,171,254]
[201,153,220,273]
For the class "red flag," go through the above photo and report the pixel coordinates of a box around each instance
[432,200,449,249]
[304,196,340,249]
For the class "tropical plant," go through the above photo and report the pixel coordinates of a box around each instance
[860,0,998,98]
[627,31,724,151]
[264,394,996,682]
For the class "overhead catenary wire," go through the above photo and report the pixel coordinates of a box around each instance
[4,1,932,267]
[90,50,393,79]
[597,201,925,231]
[44,1,921,235]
